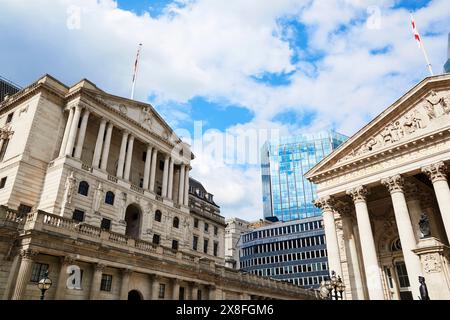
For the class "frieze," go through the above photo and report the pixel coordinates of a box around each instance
[423,253,442,273]
[338,91,450,164]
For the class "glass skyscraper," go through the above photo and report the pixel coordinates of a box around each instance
[261,130,348,222]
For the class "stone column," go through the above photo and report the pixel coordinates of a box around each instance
[191,284,198,300]
[184,165,190,206]
[54,257,74,300]
[167,158,174,200]
[89,263,105,300]
[162,155,170,198]
[313,196,343,278]
[92,118,107,168]
[143,145,153,190]
[59,107,75,157]
[172,279,180,300]
[341,212,365,300]
[12,250,38,300]
[100,123,113,171]
[178,164,186,205]
[124,135,135,181]
[151,275,161,300]
[117,131,129,178]
[346,186,384,300]
[381,175,422,300]
[422,162,450,241]
[149,149,158,192]
[65,105,82,156]
[119,269,132,300]
[74,109,90,159]
[208,285,217,300]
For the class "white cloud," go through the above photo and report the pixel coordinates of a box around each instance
[1,0,449,220]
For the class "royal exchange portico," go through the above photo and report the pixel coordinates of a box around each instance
[306,74,450,300]
[0,75,316,300]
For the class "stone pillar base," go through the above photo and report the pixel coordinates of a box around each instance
[413,237,450,300]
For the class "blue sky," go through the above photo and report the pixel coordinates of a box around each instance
[0,0,449,220]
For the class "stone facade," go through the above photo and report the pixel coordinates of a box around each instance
[306,74,450,300]
[0,74,316,300]
[225,218,251,269]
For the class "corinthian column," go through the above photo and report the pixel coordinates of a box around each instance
[60,107,74,157]
[100,123,113,171]
[74,109,90,159]
[65,105,82,156]
[184,165,190,206]
[178,164,186,205]
[143,145,153,190]
[116,131,129,178]
[119,269,132,300]
[422,162,450,241]
[12,250,38,300]
[167,158,174,200]
[124,135,135,181]
[162,155,170,198]
[346,186,384,300]
[89,263,105,300]
[92,118,107,168]
[381,175,422,300]
[149,149,158,192]
[313,196,343,278]
[54,256,74,300]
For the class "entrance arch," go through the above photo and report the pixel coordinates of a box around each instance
[125,204,142,238]
[128,290,143,300]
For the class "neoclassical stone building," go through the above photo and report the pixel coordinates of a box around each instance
[306,74,450,300]
[0,75,316,300]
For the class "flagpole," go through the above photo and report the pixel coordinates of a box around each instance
[131,43,143,100]
[411,14,434,76]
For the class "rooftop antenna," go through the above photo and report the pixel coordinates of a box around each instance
[131,43,143,100]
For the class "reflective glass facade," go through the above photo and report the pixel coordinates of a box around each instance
[261,130,348,222]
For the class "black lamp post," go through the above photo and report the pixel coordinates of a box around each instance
[319,271,346,300]
[37,271,52,300]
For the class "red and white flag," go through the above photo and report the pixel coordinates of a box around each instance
[411,14,422,48]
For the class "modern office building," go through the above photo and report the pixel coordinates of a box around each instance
[239,217,329,289]
[0,74,316,300]
[0,76,20,102]
[261,131,348,222]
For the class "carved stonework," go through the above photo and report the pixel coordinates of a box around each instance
[92,182,104,213]
[313,196,335,212]
[20,249,39,260]
[381,175,405,193]
[338,91,450,163]
[94,263,106,272]
[119,104,128,115]
[60,256,75,265]
[346,186,369,203]
[64,171,77,205]
[140,106,153,127]
[0,126,14,140]
[423,254,442,273]
[422,162,448,183]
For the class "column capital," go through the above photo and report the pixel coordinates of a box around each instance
[122,268,133,276]
[19,249,39,260]
[381,175,405,194]
[346,185,369,203]
[94,263,106,272]
[422,162,448,183]
[313,196,335,212]
[59,256,75,266]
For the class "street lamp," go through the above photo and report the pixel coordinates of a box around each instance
[319,271,346,300]
[37,270,52,300]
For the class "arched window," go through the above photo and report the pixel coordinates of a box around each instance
[105,191,115,205]
[78,181,89,196]
[155,210,162,222]
[173,217,179,228]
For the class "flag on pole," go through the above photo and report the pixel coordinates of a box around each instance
[131,43,143,100]
[410,14,434,76]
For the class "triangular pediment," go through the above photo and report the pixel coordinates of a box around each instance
[85,90,182,145]
[306,74,450,180]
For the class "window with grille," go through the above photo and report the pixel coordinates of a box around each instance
[100,274,113,292]
[30,263,49,282]
[395,262,410,288]
[159,284,165,299]
[101,218,111,231]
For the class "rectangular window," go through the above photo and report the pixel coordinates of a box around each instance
[0,177,6,189]
[72,210,85,222]
[17,204,32,217]
[204,223,209,233]
[30,263,49,282]
[153,234,160,245]
[214,226,218,236]
[203,239,209,254]
[101,218,111,231]
[159,284,165,299]
[197,290,202,300]
[100,274,113,292]
[194,218,199,228]
[179,287,185,300]
[395,262,411,288]
[6,113,14,124]
[193,236,198,251]
[172,240,179,251]
[0,139,9,161]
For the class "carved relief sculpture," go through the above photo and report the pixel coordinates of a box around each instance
[65,171,76,205]
[93,182,104,213]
